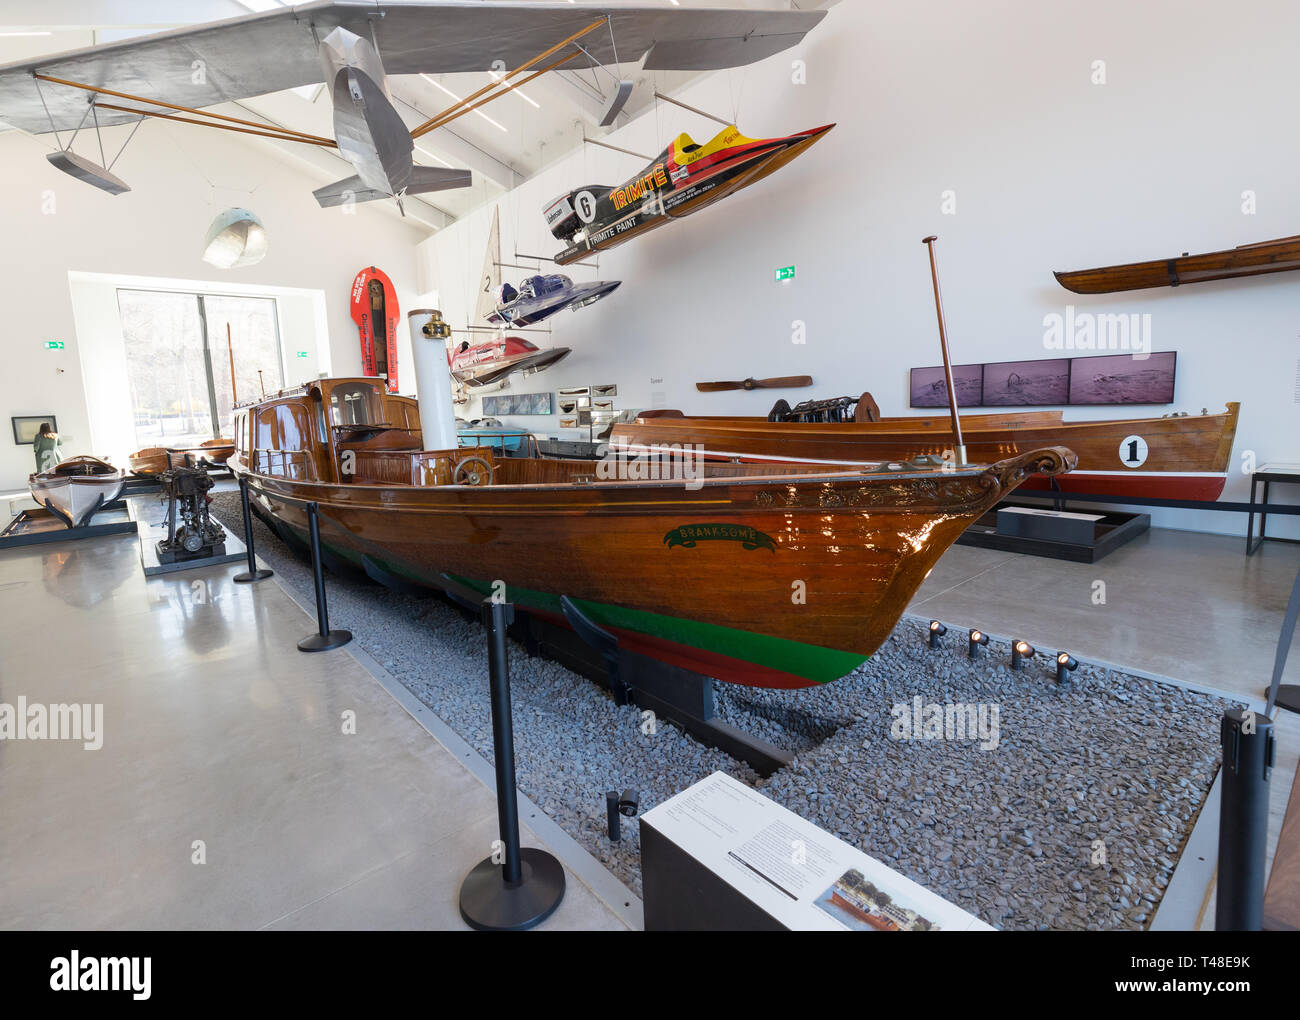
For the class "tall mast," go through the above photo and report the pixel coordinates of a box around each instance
[227,323,238,405]
[922,235,967,466]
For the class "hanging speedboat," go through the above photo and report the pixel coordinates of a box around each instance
[29,456,125,528]
[487,274,621,327]
[229,377,1074,689]
[545,122,834,265]
[448,336,571,389]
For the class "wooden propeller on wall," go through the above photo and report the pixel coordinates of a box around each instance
[695,376,813,393]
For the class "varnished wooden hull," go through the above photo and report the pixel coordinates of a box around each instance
[198,439,235,464]
[1056,235,1300,293]
[233,447,1073,688]
[128,447,169,475]
[614,405,1238,503]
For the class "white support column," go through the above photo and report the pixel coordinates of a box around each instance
[408,309,457,451]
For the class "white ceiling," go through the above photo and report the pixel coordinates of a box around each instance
[0,0,836,232]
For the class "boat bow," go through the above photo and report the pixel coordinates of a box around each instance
[987,446,1077,497]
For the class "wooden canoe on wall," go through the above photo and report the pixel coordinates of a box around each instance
[1056,235,1300,294]
[613,403,1239,502]
[230,377,1076,689]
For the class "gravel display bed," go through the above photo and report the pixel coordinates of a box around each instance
[209,492,1235,930]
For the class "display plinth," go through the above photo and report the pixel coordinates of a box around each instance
[958,499,1149,562]
[138,514,247,576]
[0,505,135,549]
[641,772,992,931]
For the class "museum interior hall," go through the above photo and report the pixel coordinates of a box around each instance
[1,0,1298,970]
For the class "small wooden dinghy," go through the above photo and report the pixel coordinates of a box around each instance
[160,439,236,469]
[128,447,169,475]
[29,455,125,528]
[198,438,236,464]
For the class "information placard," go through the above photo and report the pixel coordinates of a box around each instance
[642,771,992,931]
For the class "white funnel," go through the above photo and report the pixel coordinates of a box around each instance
[408,309,457,450]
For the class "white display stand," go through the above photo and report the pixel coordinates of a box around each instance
[640,771,992,931]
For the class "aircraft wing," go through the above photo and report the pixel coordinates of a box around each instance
[0,1,826,135]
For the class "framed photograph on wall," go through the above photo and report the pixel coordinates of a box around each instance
[12,415,57,446]
[981,358,1070,406]
[909,364,982,408]
[1067,351,1177,405]
[482,392,555,416]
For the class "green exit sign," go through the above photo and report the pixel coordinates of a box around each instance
[775,265,796,282]
[44,341,65,350]
[296,351,309,358]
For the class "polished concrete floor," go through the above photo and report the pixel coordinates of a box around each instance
[2,516,1297,930]
[0,529,630,930]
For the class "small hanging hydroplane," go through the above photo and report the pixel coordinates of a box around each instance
[0,2,826,213]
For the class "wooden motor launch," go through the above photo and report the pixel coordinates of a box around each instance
[230,377,1074,689]
[612,403,1240,503]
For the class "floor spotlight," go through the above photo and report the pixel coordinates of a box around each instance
[1056,652,1079,683]
[968,628,989,658]
[1011,640,1035,670]
[928,620,947,648]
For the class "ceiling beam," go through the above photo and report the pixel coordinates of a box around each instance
[387,82,522,192]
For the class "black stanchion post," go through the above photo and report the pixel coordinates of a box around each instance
[1216,707,1275,930]
[297,502,351,652]
[607,791,622,842]
[459,596,565,931]
[233,476,273,583]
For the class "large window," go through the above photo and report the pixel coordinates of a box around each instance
[118,289,283,449]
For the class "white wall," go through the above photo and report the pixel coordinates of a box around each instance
[0,116,425,489]
[418,0,1300,538]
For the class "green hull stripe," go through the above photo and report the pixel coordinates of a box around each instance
[449,575,866,685]
[304,534,866,685]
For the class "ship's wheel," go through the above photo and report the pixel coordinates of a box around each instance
[452,456,494,487]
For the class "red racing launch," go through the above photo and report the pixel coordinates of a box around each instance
[448,336,571,390]
[350,266,400,390]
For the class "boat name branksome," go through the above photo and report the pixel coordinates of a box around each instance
[596,440,705,490]
[888,695,1000,751]
[0,697,103,750]
[1043,305,1151,357]
[664,524,777,552]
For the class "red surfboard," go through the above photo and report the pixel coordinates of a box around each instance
[349,266,400,390]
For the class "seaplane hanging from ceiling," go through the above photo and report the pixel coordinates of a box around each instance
[0,1,827,214]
